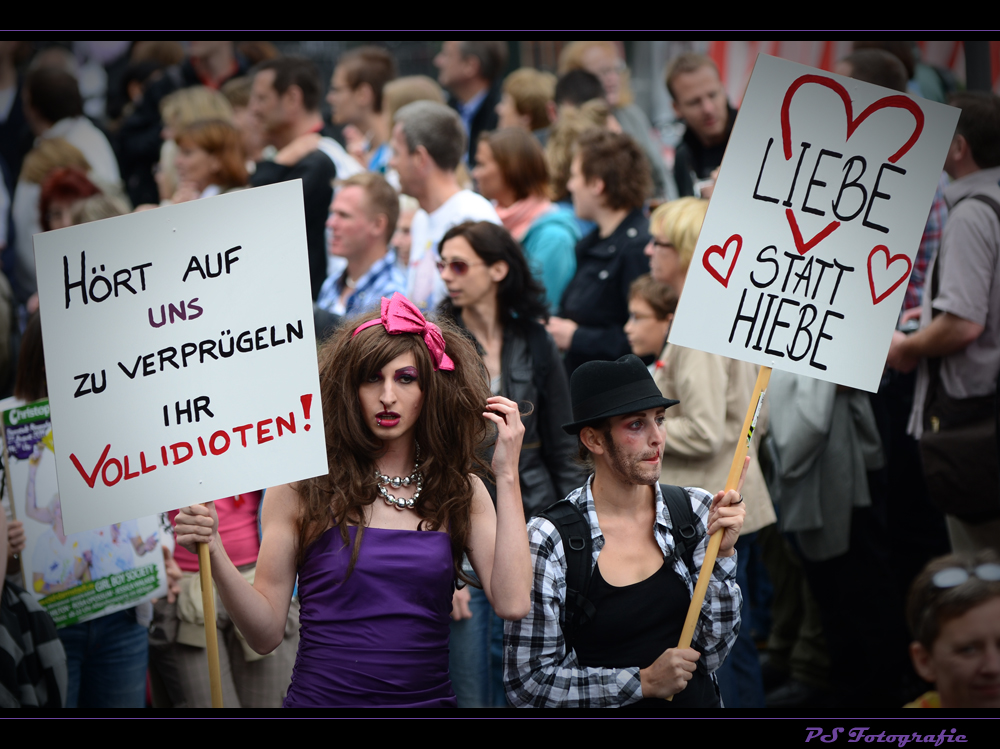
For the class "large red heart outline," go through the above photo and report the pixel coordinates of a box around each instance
[703,234,743,288]
[779,74,925,256]
[867,245,912,305]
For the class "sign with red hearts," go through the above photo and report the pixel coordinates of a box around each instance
[669,55,959,391]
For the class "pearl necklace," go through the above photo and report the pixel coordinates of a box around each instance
[376,444,422,510]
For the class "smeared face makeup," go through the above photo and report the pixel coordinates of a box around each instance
[601,408,666,486]
[358,352,424,442]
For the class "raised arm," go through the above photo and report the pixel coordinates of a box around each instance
[173,484,300,654]
[467,396,531,621]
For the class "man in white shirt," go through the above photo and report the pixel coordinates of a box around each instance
[389,101,499,312]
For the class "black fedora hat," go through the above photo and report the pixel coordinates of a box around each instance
[563,354,679,434]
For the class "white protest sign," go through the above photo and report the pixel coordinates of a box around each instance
[33,181,327,534]
[668,54,959,392]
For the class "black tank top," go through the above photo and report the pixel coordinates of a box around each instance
[572,558,720,708]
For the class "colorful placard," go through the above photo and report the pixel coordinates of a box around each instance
[2,399,168,626]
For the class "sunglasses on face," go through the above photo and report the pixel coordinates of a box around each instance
[436,259,485,276]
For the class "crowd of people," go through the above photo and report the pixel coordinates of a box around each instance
[2,40,999,710]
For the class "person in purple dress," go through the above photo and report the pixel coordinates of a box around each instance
[176,294,531,707]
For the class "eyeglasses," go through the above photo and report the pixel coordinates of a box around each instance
[436,259,485,276]
[932,563,1000,589]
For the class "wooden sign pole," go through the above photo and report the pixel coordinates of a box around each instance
[668,365,771,700]
[198,542,224,708]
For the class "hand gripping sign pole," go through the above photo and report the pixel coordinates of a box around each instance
[198,542,224,708]
[668,366,770,701]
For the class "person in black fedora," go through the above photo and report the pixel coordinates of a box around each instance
[504,354,748,707]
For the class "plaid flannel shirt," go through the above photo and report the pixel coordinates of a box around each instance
[503,478,740,708]
[315,249,406,319]
[903,173,949,312]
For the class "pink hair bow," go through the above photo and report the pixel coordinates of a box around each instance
[352,293,455,371]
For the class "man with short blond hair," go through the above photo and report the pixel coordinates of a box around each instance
[666,52,735,198]
[315,172,404,318]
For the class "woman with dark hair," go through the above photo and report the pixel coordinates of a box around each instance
[170,118,248,204]
[437,220,583,706]
[175,296,530,707]
[472,128,578,311]
[437,221,581,515]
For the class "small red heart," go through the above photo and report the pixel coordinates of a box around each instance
[702,234,743,288]
[867,245,912,305]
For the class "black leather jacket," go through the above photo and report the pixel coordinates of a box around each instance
[453,317,586,517]
[501,321,586,516]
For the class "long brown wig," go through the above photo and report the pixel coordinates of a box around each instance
[295,309,492,583]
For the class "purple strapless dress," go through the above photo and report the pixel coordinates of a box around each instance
[283,526,457,707]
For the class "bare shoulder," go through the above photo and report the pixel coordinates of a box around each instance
[467,474,494,516]
[255,483,305,589]
[261,483,304,543]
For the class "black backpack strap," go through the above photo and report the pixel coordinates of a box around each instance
[538,499,595,650]
[661,484,701,571]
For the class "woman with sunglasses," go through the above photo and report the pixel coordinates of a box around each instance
[437,221,583,706]
[174,295,531,707]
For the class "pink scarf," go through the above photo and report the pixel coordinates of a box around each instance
[495,196,553,240]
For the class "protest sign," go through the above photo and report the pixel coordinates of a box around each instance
[2,399,168,626]
[33,181,328,534]
[668,54,959,392]
[667,55,959,667]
